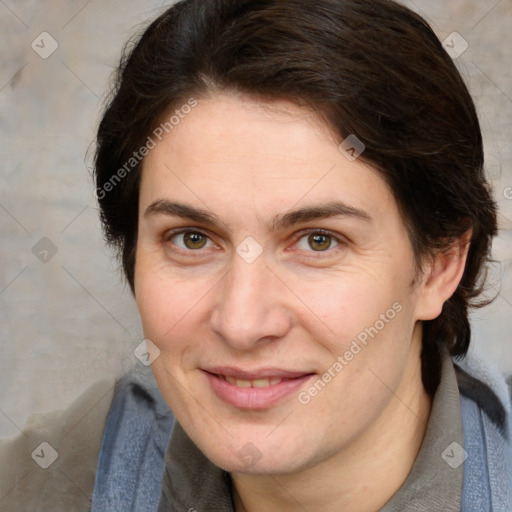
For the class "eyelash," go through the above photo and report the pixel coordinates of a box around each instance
[291,229,344,256]
[163,228,346,257]
[162,228,216,257]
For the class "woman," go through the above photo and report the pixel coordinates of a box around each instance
[2,0,511,510]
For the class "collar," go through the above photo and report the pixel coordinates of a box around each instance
[379,350,463,511]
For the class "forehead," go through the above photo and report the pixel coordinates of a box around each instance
[139,93,398,227]
[148,94,340,172]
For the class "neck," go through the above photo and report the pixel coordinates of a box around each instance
[231,332,432,512]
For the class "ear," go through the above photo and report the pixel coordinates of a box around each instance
[414,230,472,321]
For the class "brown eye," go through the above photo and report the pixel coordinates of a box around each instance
[169,231,213,250]
[308,234,332,251]
[296,232,340,252]
[183,232,208,249]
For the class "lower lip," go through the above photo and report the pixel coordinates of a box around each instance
[203,371,314,409]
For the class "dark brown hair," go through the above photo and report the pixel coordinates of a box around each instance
[95,0,498,394]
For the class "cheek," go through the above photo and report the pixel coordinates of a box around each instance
[291,267,415,405]
[135,259,202,347]
[291,268,407,344]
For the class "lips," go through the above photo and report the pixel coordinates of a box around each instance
[204,366,312,381]
[202,367,314,409]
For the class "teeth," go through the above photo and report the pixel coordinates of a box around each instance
[252,378,271,388]
[222,375,283,388]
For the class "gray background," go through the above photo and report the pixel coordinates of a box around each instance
[0,0,511,438]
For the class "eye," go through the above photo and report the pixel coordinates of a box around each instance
[168,230,214,250]
[296,232,340,252]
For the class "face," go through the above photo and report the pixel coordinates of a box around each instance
[135,93,429,475]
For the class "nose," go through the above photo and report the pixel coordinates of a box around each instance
[209,255,292,351]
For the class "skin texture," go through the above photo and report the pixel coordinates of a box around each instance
[134,93,470,512]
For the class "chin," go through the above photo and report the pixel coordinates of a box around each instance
[201,434,315,476]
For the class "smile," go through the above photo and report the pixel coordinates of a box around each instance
[202,368,314,409]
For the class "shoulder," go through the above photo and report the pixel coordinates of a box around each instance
[454,351,512,511]
[90,368,175,512]
[455,351,511,437]
[0,376,116,512]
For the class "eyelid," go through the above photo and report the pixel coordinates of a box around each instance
[161,226,347,257]
[163,227,217,251]
[293,228,345,243]
[290,228,347,254]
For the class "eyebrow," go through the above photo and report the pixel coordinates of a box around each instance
[273,202,372,229]
[144,199,372,229]
[144,200,219,225]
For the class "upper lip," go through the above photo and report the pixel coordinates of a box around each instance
[203,366,313,380]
